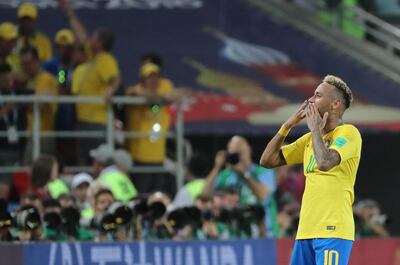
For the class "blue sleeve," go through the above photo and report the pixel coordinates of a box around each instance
[255,169,276,194]
[213,173,222,189]
[42,59,58,76]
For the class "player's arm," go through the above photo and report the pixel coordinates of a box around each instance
[260,100,308,168]
[306,103,340,171]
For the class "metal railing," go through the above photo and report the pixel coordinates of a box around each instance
[347,5,400,54]
[0,95,185,188]
[302,1,400,55]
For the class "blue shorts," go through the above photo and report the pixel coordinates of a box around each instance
[289,238,353,265]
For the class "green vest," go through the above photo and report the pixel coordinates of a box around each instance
[81,207,94,219]
[47,179,69,199]
[100,171,138,202]
[185,179,205,202]
[318,0,365,40]
[341,0,365,39]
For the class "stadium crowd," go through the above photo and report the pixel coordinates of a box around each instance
[0,1,389,242]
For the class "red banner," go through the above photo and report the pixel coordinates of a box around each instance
[277,238,400,265]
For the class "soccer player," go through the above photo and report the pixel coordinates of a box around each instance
[260,75,362,265]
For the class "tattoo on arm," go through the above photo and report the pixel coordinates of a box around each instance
[311,130,341,170]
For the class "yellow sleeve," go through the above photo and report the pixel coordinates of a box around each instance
[329,125,362,162]
[281,133,310,165]
[37,33,52,61]
[35,73,58,113]
[71,64,86,95]
[96,53,119,84]
[35,73,58,95]
[126,84,141,96]
[159,78,174,95]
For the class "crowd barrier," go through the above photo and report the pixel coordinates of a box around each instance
[1,238,399,265]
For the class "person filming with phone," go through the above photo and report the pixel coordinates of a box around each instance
[202,136,279,238]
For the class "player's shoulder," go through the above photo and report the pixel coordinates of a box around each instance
[298,131,312,141]
[339,124,361,135]
[334,124,362,142]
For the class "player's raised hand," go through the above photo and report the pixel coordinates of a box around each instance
[284,100,308,129]
[306,103,328,132]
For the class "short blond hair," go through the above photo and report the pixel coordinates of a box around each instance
[323,75,353,108]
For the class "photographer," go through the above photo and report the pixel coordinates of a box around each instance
[90,188,115,242]
[0,63,27,199]
[12,204,43,242]
[202,136,279,238]
[141,191,173,240]
[354,199,389,238]
[30,154,69,200]
[0,199,13,241]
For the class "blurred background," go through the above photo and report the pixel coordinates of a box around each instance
[0,0,399,264]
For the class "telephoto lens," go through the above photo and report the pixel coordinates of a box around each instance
[107,202,133,226]
[13,205,41,230]
[226,152,240,165]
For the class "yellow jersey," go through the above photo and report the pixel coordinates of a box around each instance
[27,71,58,131]
[125,78,173,163]
[4,53,22,74]
[72,52,119,124]
[16,32,52,61]
[281,124,362,240]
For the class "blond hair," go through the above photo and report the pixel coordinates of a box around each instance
[323,75,353,108]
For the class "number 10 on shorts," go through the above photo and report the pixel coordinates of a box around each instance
[324,250,339,265]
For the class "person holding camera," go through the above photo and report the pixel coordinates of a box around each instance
[202,136,279,238]
[353,199,389,238]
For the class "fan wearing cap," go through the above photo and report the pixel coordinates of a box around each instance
[43,29,76,90]
[71,172,93,212]
[89,144,137,202]
[71,27,120,165]
[16,2,52,61]
[20,47,58,164]
[0,22,21,74]
[125,62,174,193]
[43,29,78,164]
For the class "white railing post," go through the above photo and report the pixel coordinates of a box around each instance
[106,102,115,151]
[32,101,41,160]
[175,102,185,189]
[0,95,185,178]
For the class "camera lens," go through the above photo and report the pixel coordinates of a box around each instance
[226,153,240,165]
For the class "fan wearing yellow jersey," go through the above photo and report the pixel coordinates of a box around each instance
[260,75,362,265]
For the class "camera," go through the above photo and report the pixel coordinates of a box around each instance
[13,205,41,231]
[81,200,167,233]
[81,212,117,232]
[108,202,134,226]
[0,199,12,229]
[218,205,265,237]
[370,214,388,226]
[167,207,202,229]
[226,152,240,165]
[43,206,82,239]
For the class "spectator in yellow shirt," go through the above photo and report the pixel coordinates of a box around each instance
[125,63,174,193]
[0,22,21,74]
[16,2,52,62]
[72,28,120,165]
[20,47,58,165]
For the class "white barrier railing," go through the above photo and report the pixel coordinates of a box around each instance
[0,95,185,188]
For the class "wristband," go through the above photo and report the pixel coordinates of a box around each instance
[278,125,290,137]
